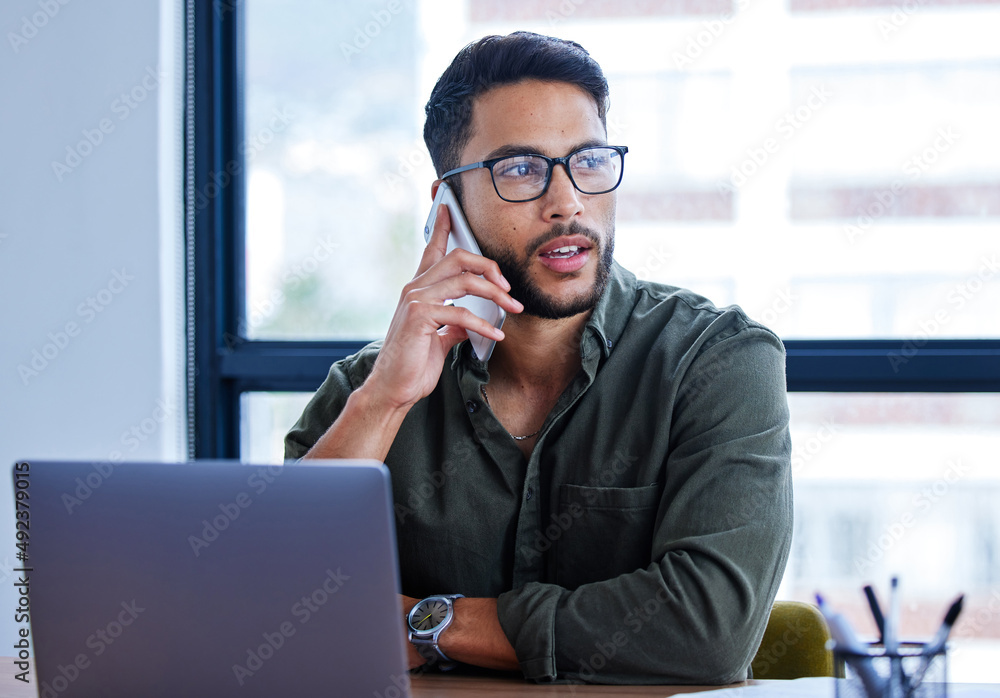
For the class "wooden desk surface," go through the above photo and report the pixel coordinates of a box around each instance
[0,663,759,698]
[408,673,761,696]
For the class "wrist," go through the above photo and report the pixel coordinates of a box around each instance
[356,370,419,416]
[436,597,466,660]
[406,594,464,670]
[437,597,519,672]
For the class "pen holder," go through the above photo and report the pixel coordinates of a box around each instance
[832,642,946,698]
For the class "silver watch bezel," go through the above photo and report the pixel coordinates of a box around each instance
[406,594,464,664]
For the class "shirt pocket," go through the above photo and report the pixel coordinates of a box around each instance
[553,483,662,589]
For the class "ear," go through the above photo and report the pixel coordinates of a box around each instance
[430,179,444,201]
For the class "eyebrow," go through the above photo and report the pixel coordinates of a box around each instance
[482,139,609,161]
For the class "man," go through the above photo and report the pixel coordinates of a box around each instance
[285,32,792,684]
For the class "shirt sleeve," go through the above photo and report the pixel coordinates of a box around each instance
[496,326,793,684]
[283,342,382,461]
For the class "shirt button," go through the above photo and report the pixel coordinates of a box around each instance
[466,400,480,413]
[606,339,613,349]
[525,487,533,501]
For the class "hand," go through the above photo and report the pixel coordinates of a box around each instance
[363,203,523,412]
[401,594,428,670]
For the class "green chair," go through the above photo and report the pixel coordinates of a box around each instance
[751,600,835,679]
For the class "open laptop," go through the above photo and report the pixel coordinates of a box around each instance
[19,459,411,698]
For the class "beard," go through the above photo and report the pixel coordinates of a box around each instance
[479,219,615,320]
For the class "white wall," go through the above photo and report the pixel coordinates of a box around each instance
[0,0,185,640]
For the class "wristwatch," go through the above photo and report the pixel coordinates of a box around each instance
[406,594,464,669]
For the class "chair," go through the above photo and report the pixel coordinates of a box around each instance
[751,600,835,679]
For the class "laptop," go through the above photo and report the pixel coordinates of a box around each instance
[18,459,411,698]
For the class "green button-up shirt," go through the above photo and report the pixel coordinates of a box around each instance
[285,262,792,684]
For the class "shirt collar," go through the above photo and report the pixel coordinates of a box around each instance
[580,260,635,362]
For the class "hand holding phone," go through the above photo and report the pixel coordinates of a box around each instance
[424,181,506,361]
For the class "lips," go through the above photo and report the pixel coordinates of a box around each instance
[536,235,594,273]
[541,245,585,259]
[537,235,593,258]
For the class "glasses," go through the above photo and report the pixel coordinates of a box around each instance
[441,145,628,203]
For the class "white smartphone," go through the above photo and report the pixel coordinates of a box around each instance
[424,181,506,362]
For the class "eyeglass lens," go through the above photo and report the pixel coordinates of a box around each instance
[491,147,623,202]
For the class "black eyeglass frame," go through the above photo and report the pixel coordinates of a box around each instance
[441,145,629,203]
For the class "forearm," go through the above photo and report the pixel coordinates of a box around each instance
[301,384,410,463]
[400,595,518,672]
[440,598,519,671]
[498,549,780,684]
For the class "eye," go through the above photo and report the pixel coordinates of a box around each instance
[495,156,545,179]
[573,150,609,170]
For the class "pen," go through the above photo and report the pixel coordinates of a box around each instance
[885,576,899,656]
[863,584,886,644]
[909,594,964,691]
[885,576,910,697]
[816,593,885,697]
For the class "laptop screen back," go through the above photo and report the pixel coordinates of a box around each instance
[20,459,410,698]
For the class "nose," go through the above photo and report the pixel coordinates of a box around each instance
[540,162,584,221]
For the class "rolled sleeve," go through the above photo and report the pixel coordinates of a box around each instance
[497,583,562,681]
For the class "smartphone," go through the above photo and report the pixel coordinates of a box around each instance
[424,181,506,362]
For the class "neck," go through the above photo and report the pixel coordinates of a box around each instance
[488,309,590,391]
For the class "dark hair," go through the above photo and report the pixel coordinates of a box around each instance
[423,32,610,188]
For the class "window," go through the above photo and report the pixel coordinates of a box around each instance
[190,0,1000,681]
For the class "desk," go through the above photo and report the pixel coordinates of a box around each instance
[0,662,759,698]
[408,674,763,696]
[2,667,997,697]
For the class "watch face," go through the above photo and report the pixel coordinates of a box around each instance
[409,597,450,632]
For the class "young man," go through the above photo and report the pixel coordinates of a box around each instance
[285,32,792,684]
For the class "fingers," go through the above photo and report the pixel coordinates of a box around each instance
[410,246,513,300]
[416,203,452,277]
[404,301,507,343]
[409,269,521,316]
[415,205,511,296]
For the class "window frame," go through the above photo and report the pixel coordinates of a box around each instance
[187,3,1000,459]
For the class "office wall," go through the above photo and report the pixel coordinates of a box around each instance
[0,0,184,641]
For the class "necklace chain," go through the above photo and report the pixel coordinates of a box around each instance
[479,385,541,441]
